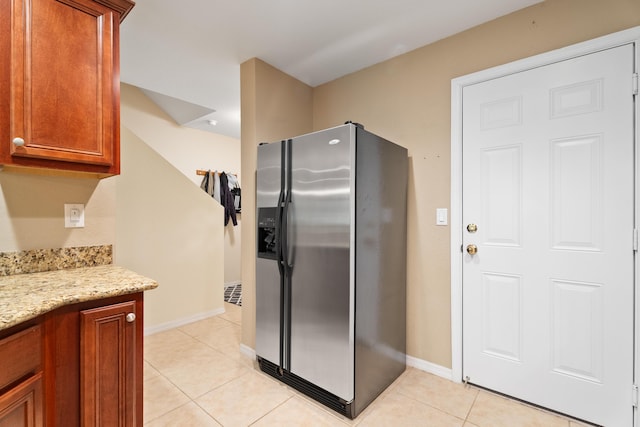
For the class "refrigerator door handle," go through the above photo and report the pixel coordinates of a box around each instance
[282,138,294,271]
[275,194,285,276]
[275,139,288,276]
[282,196,293,270]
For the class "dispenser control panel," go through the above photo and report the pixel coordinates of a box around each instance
[257,207,278,260]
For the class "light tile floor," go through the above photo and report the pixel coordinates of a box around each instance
[144,303,590,426]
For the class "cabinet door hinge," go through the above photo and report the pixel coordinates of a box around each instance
[633,73,639,96]
[633,384,639,408]
[634,229,639,252]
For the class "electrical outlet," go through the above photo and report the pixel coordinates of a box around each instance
[64,204,85,228]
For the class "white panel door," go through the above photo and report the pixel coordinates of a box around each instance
[462,44,635,426]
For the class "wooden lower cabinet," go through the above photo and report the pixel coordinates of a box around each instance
[0,292,144,427]
[80,300,138,427]
[49,293,144,427]
[0,373,43,427]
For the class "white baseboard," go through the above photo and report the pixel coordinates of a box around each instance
[240,343,256,360]
[406,355,454,381]
[144,307,225,336]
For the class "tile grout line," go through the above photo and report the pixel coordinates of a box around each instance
[463,385,480,424]
[142,364,193,423]
[246,395,296,426]
[191,395,226,426]
[393,387,469,424]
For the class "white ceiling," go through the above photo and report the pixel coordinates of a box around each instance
[120,0,541,139]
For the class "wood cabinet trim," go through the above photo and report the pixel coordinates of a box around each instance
[0,325,41,392]
[92,0,135,21]
[0,372,44,427]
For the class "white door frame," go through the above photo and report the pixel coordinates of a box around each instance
[450,24,639,412]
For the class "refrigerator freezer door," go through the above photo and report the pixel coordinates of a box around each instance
[256,141,284,366]
[288,125,355,401]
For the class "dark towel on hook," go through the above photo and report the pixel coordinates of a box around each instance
[199,170,210,193]
[219,172,237,226]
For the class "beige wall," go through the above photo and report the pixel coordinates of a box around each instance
[240,58,313,347]
[121,84,242,285]
[115,127,225,330]
[241,0,640,368]
[0,169,115,252]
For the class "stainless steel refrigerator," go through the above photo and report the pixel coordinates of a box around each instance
[256,123,407,418]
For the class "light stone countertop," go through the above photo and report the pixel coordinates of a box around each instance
[0,265,158,331]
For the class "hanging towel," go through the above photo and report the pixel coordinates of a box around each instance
[213,172,221,203]
[207,171,215,196]
[199,170,216,197]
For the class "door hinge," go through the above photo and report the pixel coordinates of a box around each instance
[633,384,639,408]
[634,229,639,252]
[633,73,639,96]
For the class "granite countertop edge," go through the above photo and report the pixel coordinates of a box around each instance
[0,265,158,331]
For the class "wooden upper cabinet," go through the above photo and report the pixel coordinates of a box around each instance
[0,0,134,177]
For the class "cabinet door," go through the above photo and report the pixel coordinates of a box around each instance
[0,373,43,427]
[80,300,136,427]
[10,0,117,169]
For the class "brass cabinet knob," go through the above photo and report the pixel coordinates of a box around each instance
[126,313,136,323]
[466,244,478,255]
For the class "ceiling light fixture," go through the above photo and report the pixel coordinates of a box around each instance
[207,119,218,126]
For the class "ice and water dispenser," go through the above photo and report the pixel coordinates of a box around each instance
[257,207,278,260]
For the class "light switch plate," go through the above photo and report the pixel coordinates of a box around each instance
[64,203,85,228]
[436,208,448,226]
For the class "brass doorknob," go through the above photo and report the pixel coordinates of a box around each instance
[466,244,478,255]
